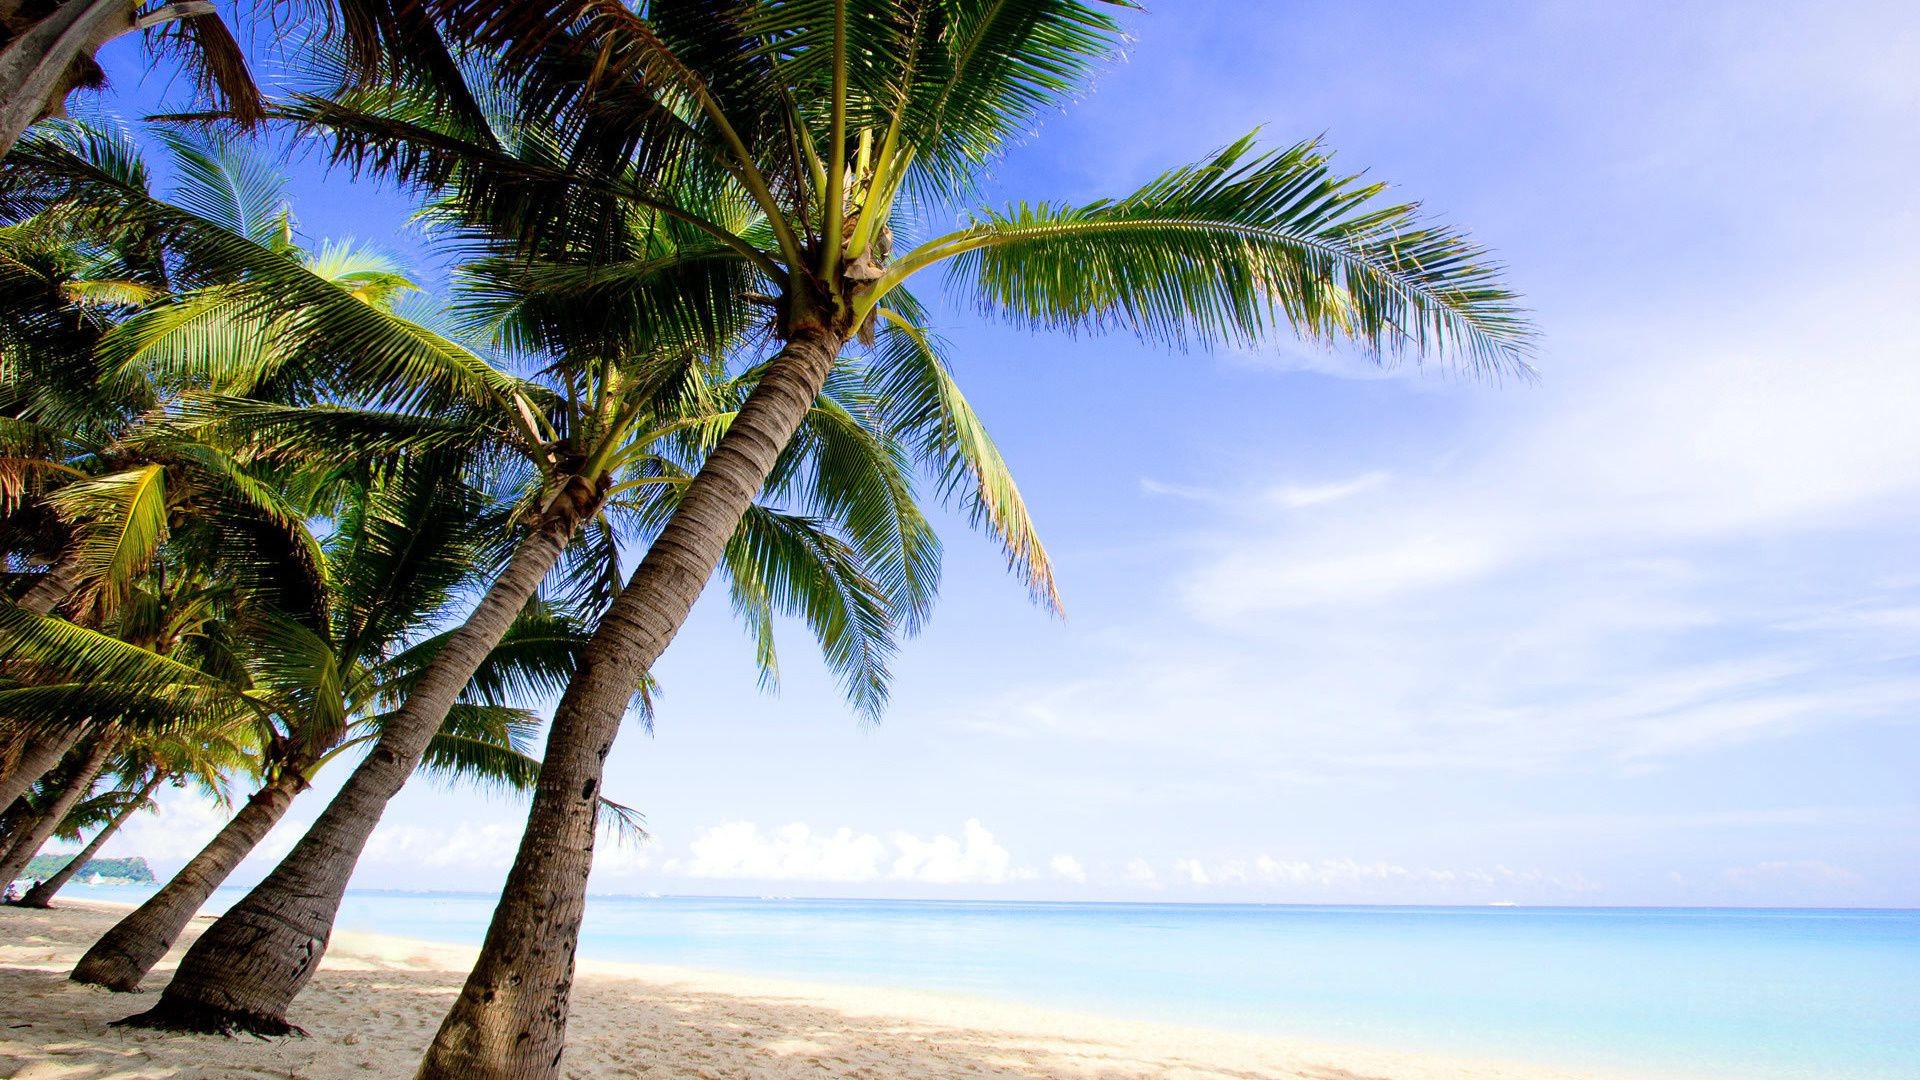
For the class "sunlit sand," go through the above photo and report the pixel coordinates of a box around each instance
[0,901,1661,1079]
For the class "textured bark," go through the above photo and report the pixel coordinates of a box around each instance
[0,0,134,159]
[0,723,94,851]
[71,771,302,992]
[416,327,844,1080]
[143,520,577,1033]
[17,773,162,907]
[0,568,91,821]
[0,730,117,885]
[0,725,25,797]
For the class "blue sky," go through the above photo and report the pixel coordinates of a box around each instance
[83,1,1920,907]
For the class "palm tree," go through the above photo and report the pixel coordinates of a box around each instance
[0,723,122,885]
[9,453,597,991]
[13,724,249,908]
[13,772,163,902]
[134,52,1052,1033]
[0,121,360,811]
[247,3,1529,1075]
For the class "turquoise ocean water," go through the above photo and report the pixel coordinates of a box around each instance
[68,886,1918,1080]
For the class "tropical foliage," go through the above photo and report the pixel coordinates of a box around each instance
[1,2,1530,1076]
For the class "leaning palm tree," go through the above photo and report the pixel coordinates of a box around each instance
[135,47,1051,1035]
[12,723,249,908]
[235,3,1530,1075]
[9,456,594,990]
[0,723,122,884]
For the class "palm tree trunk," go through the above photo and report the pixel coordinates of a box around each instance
[135,519,579,1034]
[0,723,91,821]
[0,0,135,159]
[17,773,162,907]
[16,550,85,614]
[0,729,117,886]
[416,326,844,1080]
[0,574,93,817]
[70,770,303,994]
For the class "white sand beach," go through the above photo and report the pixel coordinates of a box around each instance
[1,900,1657,1080]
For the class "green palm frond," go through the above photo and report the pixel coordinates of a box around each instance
[878,134,1533,376]
[380,600,589,708]
[868,309,1059,612]
[154,128,292,250]
[0,681,251,735]
[34,464,167,611]
[303,240,419,308]
[783,382,941,635]
[327,456,492,666]
[4,128,528,413]
[723,503,895,721]
[743,0,1130,205]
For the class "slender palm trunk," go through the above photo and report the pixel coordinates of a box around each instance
[0,725,26,796]
[417,327,843,1080]
[16,551,84,615]
[17,773,162,907]
[133,519,578,1034]
[0,0,134,159]
[0,575,92,813]
[0,723,91,819]
[0,730,117,885]
[70,770,303,993]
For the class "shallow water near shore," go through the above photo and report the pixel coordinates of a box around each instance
[71,885,1918,1080]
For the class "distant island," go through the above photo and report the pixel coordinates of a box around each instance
[19,856,156,885]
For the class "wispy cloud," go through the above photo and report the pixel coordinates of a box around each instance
[670,819,1026,885]
[1266,471,1391,509]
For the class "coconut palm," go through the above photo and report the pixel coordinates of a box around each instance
[12,723,249,908]
[0,723,122,884]
[0,112,562,824]
[257,3,1527,1074]
[137,51,1050,1034]
[5,452,600,990]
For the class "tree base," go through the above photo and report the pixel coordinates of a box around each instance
[69,965,142,993]
[113,997,308,1039]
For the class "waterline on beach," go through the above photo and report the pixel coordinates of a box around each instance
[69,886,1919,1080]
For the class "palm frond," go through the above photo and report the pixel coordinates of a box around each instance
[882,134,1534,376]
[867,308,1058,612]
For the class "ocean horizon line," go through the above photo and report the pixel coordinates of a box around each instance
[307,885,1919,914]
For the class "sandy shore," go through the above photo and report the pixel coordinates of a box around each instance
[1,900,1654,1080]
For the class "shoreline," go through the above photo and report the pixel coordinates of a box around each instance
[4,899,1680,1079]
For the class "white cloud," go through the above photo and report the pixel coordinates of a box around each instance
[1183,533,1497,616]
[684,821,887,883]
[678,820,1021,885]
[1123,857,1159,887]
[889,819,1016,884]
[363,821,529,872]
[1048,855,1087,883]
[1155,855,1598,897]
[1266,470,1390,509]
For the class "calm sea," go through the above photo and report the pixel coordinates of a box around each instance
[69,886,1919,1080]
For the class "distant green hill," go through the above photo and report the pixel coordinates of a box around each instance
[17,855,156,885]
